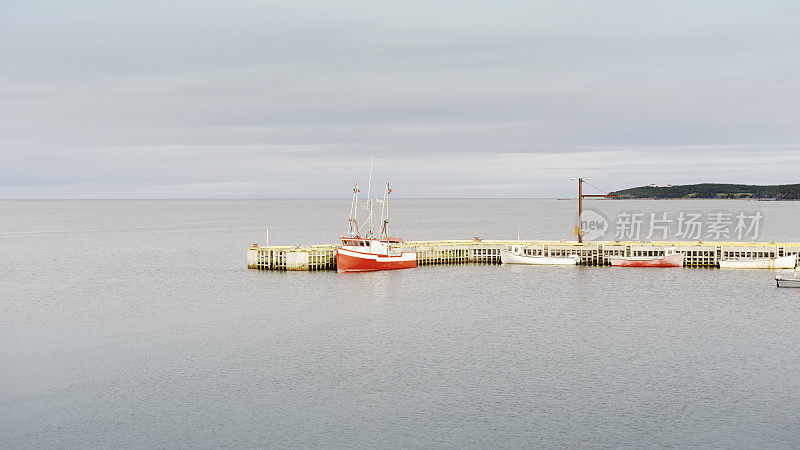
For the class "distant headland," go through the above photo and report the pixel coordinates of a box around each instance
[609,183,800,200]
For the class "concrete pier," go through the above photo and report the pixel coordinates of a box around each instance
[247,240,800,271]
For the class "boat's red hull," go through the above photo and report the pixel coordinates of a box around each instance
[336,248,417,272]
[609,253,685,267]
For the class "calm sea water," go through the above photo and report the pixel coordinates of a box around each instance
[2,199,800,448]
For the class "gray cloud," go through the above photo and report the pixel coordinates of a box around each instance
[2,0,799,197]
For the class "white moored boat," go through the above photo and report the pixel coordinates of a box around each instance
[776,275,800,288]
[501,245,580,265]
[719,254,797,269]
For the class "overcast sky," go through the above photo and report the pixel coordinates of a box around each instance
[2,0,799,198]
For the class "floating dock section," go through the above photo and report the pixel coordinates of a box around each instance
[247,240,800,271]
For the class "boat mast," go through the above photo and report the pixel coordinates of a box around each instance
[348,182,359,237]
[380,182,391,239]
[366,156,374,239]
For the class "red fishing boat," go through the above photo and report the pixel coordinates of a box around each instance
[608,247,685,267]
[336,177,417,272]
[336,236,417,272]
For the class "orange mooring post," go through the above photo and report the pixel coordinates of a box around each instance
[575,177,618,243]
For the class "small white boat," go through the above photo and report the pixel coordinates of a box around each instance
[776,275,800,288]
[501,245,580,265]
[719,254,797,269]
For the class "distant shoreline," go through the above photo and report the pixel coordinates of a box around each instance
[609,183,800,200]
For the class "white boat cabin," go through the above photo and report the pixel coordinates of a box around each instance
[339,236,404,256]
[506,245,525,255]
